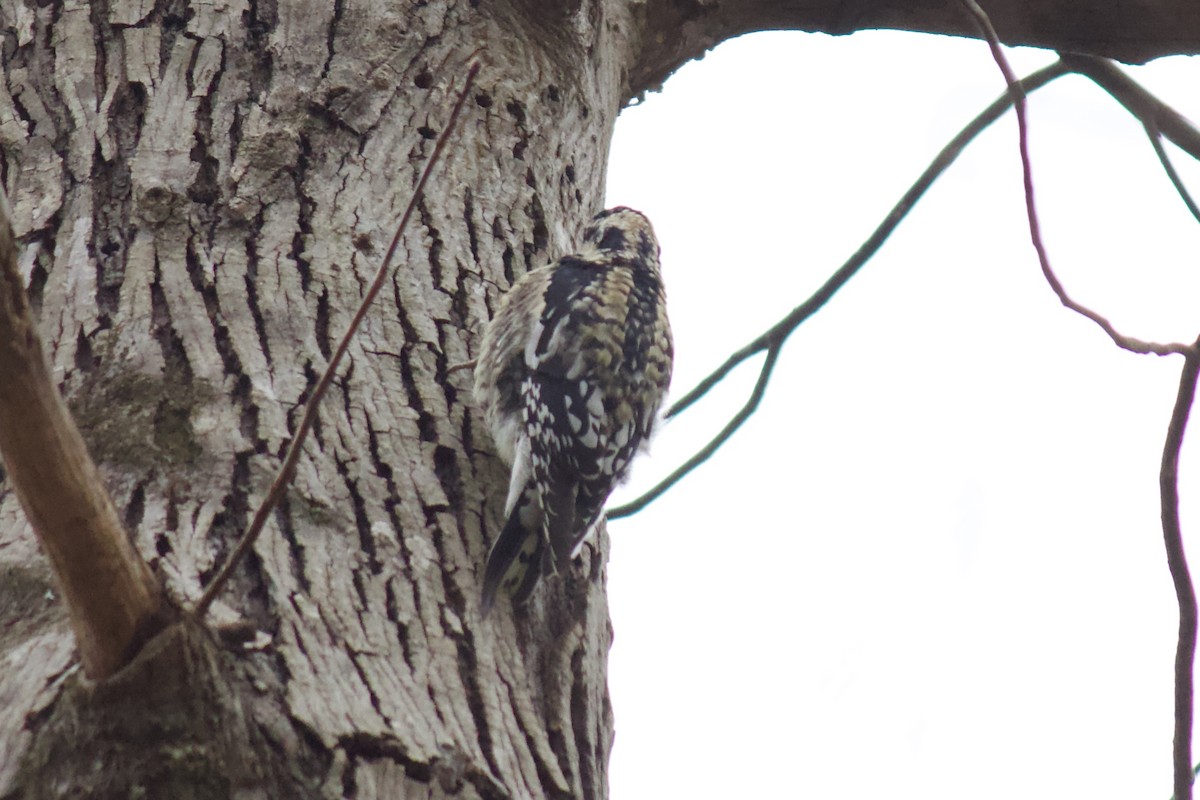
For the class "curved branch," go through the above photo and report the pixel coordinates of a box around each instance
[962,5,1200,796]
[668,61,1068,420]
[617,42,1200,520]
[0,190,166,679]
[608,344,780,520]
[1058,53,1200,163]
[1059,55,1200,228]
[961,1,1192,356]
[608,61,1069,519]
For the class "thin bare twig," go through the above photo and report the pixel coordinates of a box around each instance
[1162,339,1200,800]
[607,60,1069,520]
[193,60,481,619]
[1144,123,1200,228]
[666,61,1069,422]
[1058,53,1200,163]
[610,344,781,520]
[964,6,1200,797]
[960,0,1191,358]
[1047,54,1200,231]
[1052,54,1200,228]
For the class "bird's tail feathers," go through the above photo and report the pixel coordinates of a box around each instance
[480,484,546,615]
[549,483,607,573]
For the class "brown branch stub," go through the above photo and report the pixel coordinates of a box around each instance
[0,192,166,680]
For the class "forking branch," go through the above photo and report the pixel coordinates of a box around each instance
[959,4,1200,799]
[609,59,1072,520]
[611,38,1200,796]
[610,53,1200,519]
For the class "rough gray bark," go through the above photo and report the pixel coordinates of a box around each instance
[0,1,1195,798]
[2,2,628,796]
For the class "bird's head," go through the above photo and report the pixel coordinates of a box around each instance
[582,206,659,263]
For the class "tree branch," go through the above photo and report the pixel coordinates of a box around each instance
[1058,53,1200,163]
[192,60,481,619]
[1054,54,1200,227]
[1161,339,1200,800]
[1169,762,1200,800]
[1052,54,1200,224]
[609,344,781,520]
[628,0,1200,101]
[1143,124,1200,228]
[615,27,1200,529]
[669,61,1068,419]
[607,60,1069,520]
[961,0,1192,356]
[0,190,166,679]
[961,4,1200,797]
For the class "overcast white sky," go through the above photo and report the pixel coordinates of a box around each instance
[603,31,1200,799]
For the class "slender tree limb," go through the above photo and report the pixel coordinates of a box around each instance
[608,61,1069,520]
[615,37,1200,525]
[1058,53,1200,163]
[1053,62,1200,800]
[1052,53,1200,226]
[0,190,166,679]
[1161,339,1200,800]
[609,344,781,520]
[192,60,481,619]
[961,0,1192,357]
[965,4,1200,797]
[1144,123,1200,228]
[667,61,1069,421]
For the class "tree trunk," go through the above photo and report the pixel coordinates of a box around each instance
[0,1,1197,798]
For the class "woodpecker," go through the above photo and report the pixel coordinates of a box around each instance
[474,207,673,613]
